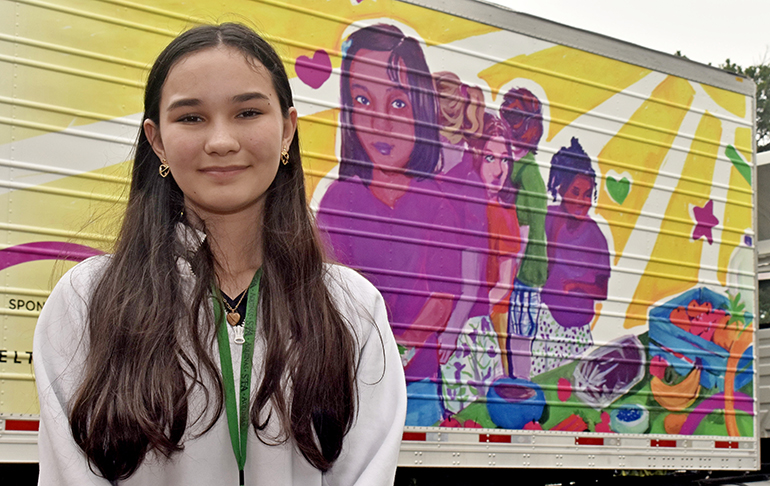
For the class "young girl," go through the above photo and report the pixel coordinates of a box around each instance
[499,87,548,379]
[530,137,610,376]
[472,114,522,375]
[34,23,405,485]
[439,114,519,415]
[316,24,460,426]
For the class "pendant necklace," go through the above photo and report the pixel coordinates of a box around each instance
[223,288,248,344]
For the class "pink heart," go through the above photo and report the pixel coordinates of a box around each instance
[295,50,332,89]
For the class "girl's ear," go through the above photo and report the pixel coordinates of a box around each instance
[143,119,166,160]
[282,107,298,149]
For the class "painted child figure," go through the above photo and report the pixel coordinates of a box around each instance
[530,137,611,376]
[439,114,519,415]
[499,87,548,379]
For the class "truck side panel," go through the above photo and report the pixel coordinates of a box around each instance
[0,0,757,470]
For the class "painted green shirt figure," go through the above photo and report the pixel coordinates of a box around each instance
[511,151,548,287]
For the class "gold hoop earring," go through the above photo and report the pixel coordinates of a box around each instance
[159,158,170,178]
[280,149,290,166]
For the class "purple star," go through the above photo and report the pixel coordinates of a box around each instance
[692,200,719,244]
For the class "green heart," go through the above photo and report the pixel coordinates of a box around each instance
[606,176,630,205]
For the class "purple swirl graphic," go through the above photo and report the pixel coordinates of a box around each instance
[0,242,103,272]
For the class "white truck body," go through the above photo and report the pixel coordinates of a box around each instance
[0,0,759,473]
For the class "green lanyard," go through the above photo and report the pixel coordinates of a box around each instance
[214,268,263,486]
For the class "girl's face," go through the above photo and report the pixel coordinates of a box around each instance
[144,46,297,220]
[479,136,510,199]
[561,173,594,217]
[348,48,415,173]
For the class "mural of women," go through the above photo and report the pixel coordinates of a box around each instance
[530,137,610,376]
[499,87,548,379]
[316,23,460,426]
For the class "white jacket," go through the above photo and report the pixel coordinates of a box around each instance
[34,255,406,486]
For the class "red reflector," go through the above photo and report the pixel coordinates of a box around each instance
[651,440,677,448]
[575,437,604,446]
[479,434,511,443]
[5,419,39,432]
[715,441,739,449]
[402,432,426,441]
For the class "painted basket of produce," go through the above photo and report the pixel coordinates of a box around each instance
[648,287,752,391]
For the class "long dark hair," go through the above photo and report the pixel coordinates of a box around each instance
[69,23,358,481]
[339,23,440,183]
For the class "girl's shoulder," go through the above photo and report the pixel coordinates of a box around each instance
[323,263,387,338]
[324,263,380,306]
[34,255,112,373]
[51,254,112,299]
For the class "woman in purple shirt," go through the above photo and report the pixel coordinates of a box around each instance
[317,24,461,426]
[531,137,610,376]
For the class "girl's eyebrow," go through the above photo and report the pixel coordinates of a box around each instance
[350,83,370,93]
[166,92,269,112]
[167,98,200,111]
[232,92,269,103]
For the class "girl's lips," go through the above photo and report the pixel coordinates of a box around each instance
[200,165,248,173]
[199,165,248,179]
[372,142,393,156]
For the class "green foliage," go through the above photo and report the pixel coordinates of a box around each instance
[726,290,747,327]
[720,58,770,152]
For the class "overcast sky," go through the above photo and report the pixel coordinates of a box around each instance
[485,0,770,69]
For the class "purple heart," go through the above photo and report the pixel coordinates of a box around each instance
[295,50,332,89]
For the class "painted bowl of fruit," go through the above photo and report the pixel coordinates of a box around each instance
[610,404,649,434]
[649,287,752,391]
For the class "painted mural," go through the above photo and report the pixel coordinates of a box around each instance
[308,19,756,436]
[0,0,755,437]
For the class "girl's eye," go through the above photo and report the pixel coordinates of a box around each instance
[238,109,261,118]
[485,154,495,163]
[177,114,202,123]
[354,95,370,106]
[391,99,407,109]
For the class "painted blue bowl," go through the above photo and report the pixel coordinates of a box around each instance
[486,378,545,430]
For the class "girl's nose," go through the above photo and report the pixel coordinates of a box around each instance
[204,121,239,155]
[371,110,393,131]
[493,159,503,176]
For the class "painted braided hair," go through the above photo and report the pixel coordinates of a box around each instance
[547,136,596,202]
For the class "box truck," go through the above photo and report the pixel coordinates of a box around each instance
[0,0,760,476]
